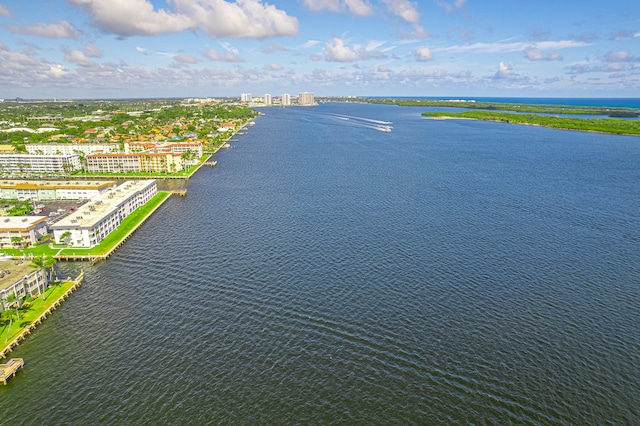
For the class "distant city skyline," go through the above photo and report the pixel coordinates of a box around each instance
[0,1,638,99]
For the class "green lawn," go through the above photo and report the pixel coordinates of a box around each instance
[1,191,171,258]
[1,280,76,353]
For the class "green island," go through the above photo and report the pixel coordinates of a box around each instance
[421,110,640,136]
[350,97,640,117]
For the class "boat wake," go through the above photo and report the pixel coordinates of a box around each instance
[326,113,393,132]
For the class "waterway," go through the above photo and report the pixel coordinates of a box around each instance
[1,103,638,424]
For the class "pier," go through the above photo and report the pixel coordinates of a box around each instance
[0,358,24,385]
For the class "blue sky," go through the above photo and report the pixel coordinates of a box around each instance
[0,0,639,99]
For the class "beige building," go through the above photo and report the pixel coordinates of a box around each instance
[86,152,185,173]
[0,216,48,248]
[0,260,49,311]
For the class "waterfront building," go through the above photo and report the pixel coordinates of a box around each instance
[0,261,49,311]
[125,141,203,158]
[0,216,48,248]
[264,94,272,106]
[50,180,157,247]
[241,93,252,102]
[86,152,185,173]
[0,180,116,201]
[0,154,82,174]
[26,143,121,156]
[282,94,291,106]
[298,92,315,106]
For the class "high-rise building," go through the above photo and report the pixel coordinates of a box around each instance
[298,92,315,106]
[264,94,272,105]
[240,93,252,102]
[281,93,291,106]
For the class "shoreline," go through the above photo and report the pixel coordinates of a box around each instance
[1,271,84,358]
[421,112,640,136]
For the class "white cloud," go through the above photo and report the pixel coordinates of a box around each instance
[264,63,284,71]
[172,0,299,39]
[302,40,321,49]
[202,48,245,62]
[436,0,466,14]
[261,42,287,54]
[414,46,432,61]
[324,38,360,62]
[69,0,298,39]
[380,0,419,24]
[605,50,631,62]
[494,61,512,79]
[302,0,373,16]
[68,0,193,36]
[323,37,388,62]
[174,54,198,64]
[63,46,99,67]
[302,0,340,12]
[437,40,585,54]
[5,20,79,39]
[83,44,103,58]
[0,4,10,16]
[524,47,562,61]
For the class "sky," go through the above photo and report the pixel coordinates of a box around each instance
[0,0,639,99]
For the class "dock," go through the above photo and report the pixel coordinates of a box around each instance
[203,161,217,167]
[0,358,24,385]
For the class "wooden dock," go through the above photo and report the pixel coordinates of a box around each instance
[169,189,187,196]
[203,161,217,167]
[0,358,24,385]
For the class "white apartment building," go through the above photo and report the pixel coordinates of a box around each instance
[51,180,157,247]
[0,261,49,311]
[0,216,48,248]
[125,141,203,158]
[0,180,116,201]
[241,93,253,102]
[282,93,291,106]
[26,143,121,156]
[264,94,272,105]
[0,154,82,174]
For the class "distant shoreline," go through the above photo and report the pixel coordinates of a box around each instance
[421,111,640,136]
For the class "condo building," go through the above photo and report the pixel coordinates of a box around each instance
[264,94,272,106]
[0,180,116,201]
[26,143,121,156]
[86,152,185,173]
[0,261,49,311]
[298,92,315,106]
[0,216,48,248]
[0,154,82,174]
[281,94,291,106]
[51,180,157,247]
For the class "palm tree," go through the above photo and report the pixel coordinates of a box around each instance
[60,231,72,245]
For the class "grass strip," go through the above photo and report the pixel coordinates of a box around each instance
[1,280,76,354]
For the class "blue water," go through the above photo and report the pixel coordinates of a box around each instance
[1,103,638,424]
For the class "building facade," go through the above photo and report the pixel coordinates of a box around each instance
[281,93,291,106]
[0,180,116,201]
[298,92,315,106]
[25,143,122,156]
[0,216,48,248]
[51,180,158,247]
[0,262,49,311]
[86,152,185,173]
[0,154,82,174]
